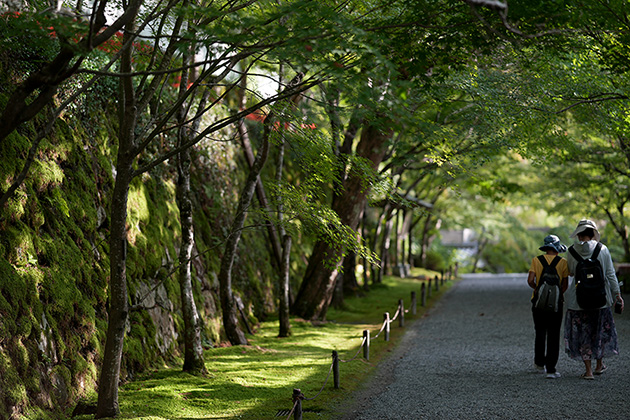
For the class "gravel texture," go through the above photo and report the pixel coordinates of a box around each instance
[337,273,630,420]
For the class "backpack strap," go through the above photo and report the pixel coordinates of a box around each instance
[591,242,603,260]
[537,255,549,267]
[568,245,583,262]
[537,255,560,268]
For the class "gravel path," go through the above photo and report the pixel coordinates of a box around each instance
[337,273,630,420]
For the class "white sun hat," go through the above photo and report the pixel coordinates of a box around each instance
[569,219,601,242]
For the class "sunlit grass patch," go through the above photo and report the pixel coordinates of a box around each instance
[93,271,455,419]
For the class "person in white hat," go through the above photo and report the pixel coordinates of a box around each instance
[527,234,569,379]
[564,219,624,379]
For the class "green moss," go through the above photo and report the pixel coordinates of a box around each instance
[14,339,29,375]
[31,159,65,192]
[24,366,41,396]
[0,131,30,184]
[4,222,36,267]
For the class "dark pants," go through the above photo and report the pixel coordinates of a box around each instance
[532,304,563,373]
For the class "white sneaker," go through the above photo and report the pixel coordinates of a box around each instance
[546,372,561,379]
[534,363,546,373]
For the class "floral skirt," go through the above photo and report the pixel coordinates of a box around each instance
[564,307,619,361]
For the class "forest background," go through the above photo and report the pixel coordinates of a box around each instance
[2,0,630,418]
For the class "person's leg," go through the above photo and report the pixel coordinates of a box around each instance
[594,358,606,374]
[545,308,563,375]
[583,360,594,378]
[532,309,546,370]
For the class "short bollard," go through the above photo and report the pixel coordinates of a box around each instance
[292,388,303,420]
[398,299,405,328]
[434,275,439,292]
[411,291,417,315]
[332,350,339,389]
[363,330,370,361]
[428,278,432,298]
[384,312,390,341]
[421,283,426,306]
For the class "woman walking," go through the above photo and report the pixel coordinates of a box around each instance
[564,219,624,379]
[527,234,569,379]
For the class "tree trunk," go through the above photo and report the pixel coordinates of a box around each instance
[237,74,283,271]
[342,251,360,295]
[419,214,434,268]
[278,235,292,337]
[175,40,206,373]
[371,204,390,284]
[471,237,489,273]
[292,123,391,320]
[177,146,206,373]
[95,161,132,418]
[361,204,371,290]
[378,214,394,281]
[96,26,137,414]
[218,112,272,345]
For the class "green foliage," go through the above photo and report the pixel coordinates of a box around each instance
[0,11,60,84]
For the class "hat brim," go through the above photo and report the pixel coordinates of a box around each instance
[539,244,566,253]
[570,225,601,242]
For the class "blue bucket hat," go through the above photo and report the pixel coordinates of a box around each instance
[539,234,567,253]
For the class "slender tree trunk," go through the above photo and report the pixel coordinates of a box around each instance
[278,235,292,337]
[237,74,283,270]
[96,25,137,415]
[342,251,359,294]
[361,204,371,290]
[292,123,391,320]
[471,237,489,273]
[219,112,272,345]
[378,215,394,281]
[177,146,206,373]
[96,160,132,418]
[394,209,400,269]
[419,214,434,267]
[175,40,206,373]
[371,204,390,284]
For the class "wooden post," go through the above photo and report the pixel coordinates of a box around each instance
[292,389,303,420]
[428,278,432,298]
[384,312,390,341]
[434,275,439,292]
[398,299,405,328]
[363,330,370,361]
[411,291,417,315]
[421,283,426,306]
[332,350,339,389]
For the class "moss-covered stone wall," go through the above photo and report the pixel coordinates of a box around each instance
[0,106,277,418]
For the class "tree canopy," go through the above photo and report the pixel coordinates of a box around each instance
[2,0,630,418]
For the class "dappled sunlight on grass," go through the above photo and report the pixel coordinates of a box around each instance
[103,272,454,419]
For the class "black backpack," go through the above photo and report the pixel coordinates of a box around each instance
[533,255,562,312]
[569,243,607,310]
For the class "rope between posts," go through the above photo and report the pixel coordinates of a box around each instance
[303,361,334,401]
[371,316,389,339]
[339,336,367,363]
[389,305,401,322]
